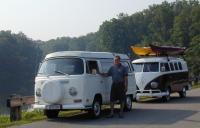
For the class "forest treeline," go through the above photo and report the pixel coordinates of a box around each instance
[0,0,200,112]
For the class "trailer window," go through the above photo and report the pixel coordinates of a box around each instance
[160,63,170,72]
[174,62,179,70]
[169,63,174,71]
[143,62,159,72]
[178,62,183,70]
[132,63,143,72]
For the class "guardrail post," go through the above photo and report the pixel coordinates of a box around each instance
[6,94,35,122]
[10,106,22,122]
[7,94,22,122]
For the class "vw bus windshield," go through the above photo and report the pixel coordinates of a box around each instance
[38,58,84,76]
[143,62,159,72]
[132,63,143,72]
[133,62,159,72]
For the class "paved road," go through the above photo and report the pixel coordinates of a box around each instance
[12,88,200,128]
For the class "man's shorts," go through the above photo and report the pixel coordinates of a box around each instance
[110,82,126,103]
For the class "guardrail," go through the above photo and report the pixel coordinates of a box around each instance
[6,94,34,122]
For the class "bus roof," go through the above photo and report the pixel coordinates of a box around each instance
[132,57,184,63]
[45,51,129,60]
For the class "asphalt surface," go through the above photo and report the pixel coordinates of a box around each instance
[11,88,200,128]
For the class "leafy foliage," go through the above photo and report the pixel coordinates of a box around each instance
[0,31,42,113]
[40,32,100,56]
[97,0,200,76]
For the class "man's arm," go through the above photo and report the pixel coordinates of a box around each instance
[100,66,112,77]
[99,72,108,77]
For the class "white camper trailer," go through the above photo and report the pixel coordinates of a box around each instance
[131,44,191,102]
[132,57,190,101]
[34,51,137,118]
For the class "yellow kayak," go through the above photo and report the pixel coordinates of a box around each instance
[131,46,156,56]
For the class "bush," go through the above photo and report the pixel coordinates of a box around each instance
[0,115,10,124]
[0,110,46,128]
[22,110,44,120]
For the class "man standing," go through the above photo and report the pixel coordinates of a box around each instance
[102,55,128,118]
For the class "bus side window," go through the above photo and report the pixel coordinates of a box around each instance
[86,60,99,75]
[178,62,183,70]
[169,62,174,71]
[100,61,113,73]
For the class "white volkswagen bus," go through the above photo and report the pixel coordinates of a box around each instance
[34,51,136,118]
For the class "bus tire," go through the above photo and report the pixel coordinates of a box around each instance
[89,97,102,118]
[44,110,59,119]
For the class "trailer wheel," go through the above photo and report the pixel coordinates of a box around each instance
[124,95,132,111]
[162,88,171,102]
[179,87,186,98]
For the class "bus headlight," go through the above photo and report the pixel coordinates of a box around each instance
[69,87,77,96]
[151,82,158,89]
[36,88,42,97]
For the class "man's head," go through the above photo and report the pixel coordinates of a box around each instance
[114,55,121,65]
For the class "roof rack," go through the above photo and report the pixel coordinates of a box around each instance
[131,44,186,57]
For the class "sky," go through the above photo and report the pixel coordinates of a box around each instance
[0,0,175,41]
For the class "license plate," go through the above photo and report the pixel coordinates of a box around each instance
[45,105,61,110]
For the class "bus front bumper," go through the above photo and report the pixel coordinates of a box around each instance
[136,90,168,101]
[33,103,91,110]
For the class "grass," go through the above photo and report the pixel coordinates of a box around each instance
[192,82,200,89]
[0,109,83,128]
[0,110,46,128]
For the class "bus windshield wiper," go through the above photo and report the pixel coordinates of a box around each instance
[54,70,69,76]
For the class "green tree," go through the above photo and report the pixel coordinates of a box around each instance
[0,31,42,112]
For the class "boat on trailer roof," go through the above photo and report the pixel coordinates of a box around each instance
[131,44,186,57]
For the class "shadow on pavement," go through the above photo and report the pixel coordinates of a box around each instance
[47,108,197,126]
